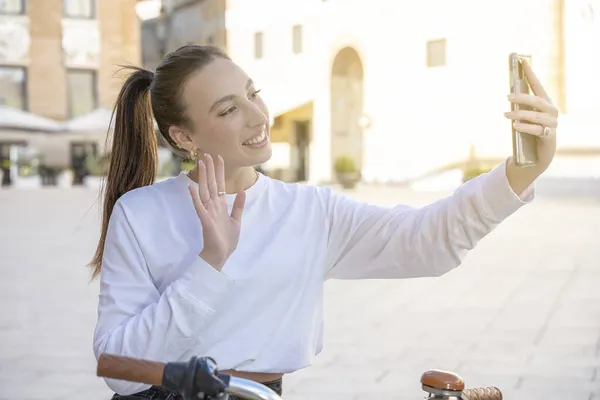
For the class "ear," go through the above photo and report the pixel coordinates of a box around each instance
[168,126,194,151]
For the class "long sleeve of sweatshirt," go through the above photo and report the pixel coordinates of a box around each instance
[324,158,534,279]
[93,200,234,395]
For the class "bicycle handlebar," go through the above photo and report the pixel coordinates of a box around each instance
[97,353,282,400]
[461,387,503,400]
[97,353,502,400]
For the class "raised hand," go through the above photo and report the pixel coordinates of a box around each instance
[501,58,560,195]
[188,154,246,270]
[504,58,559,171]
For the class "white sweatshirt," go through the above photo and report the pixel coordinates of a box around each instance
[93,158,534,395]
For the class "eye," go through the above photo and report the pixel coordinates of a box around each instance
[250,89,262,98]
[219,106,237,117]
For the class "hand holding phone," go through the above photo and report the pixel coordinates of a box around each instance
[508,53,538,167]
[503,53,559,192]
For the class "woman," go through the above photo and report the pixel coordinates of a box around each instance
[92,45,558,399]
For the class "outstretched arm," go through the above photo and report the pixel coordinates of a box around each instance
[324,58,558,281]
[323,159,534,280]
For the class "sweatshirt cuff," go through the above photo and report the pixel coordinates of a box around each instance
[478,158,535,222]
[175,256,234,312]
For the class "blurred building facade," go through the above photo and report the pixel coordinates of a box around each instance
[0,0,140,119]
[143,0,599,184]
[0,0,141,185]
[141,0,227,71]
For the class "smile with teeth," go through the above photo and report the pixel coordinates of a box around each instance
[242,129,267,146]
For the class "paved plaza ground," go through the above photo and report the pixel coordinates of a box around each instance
[1,177,599,400]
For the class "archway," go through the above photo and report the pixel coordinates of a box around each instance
[330,47,364,176]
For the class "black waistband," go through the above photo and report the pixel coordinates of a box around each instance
[262,377,282,385]
[261,377,283,393]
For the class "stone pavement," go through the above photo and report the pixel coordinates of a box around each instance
[0,181,599,400]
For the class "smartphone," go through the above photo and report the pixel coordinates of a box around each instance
[509,53,538,167]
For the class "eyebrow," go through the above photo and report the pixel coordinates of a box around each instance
[209,79,255,113]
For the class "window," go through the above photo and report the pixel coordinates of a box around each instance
[292,25,303,54]
[0,0,25,14]
[66,70,97,118]
[0,66,27,110]
[64,0,95,18]
[254,32,263,59]
[426,38,446,67]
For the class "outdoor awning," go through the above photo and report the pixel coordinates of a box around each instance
[63,107,161,131]
[260,87,315,119]
[0,106,163,167]
[0,105,62,132]
[0,106,63,164]
[62,107,115,133]
[0,107,110,167]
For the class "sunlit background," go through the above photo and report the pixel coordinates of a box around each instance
[1,0,599,189]
[1,1,599,400]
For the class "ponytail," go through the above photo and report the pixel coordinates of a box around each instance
[89,66,158,280]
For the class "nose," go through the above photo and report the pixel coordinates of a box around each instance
[246,102,267,128]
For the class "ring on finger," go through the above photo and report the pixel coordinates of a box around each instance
[217,191,226,196]
[540,125,551,137]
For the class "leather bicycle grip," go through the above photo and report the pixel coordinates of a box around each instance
[97,353,165,386]
[462,386,503,400]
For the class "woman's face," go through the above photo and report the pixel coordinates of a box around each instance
[173,57,272,172]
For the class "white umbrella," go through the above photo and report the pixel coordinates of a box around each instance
[0,105,62,132]
[62,107,160,133]
[0,106,63,167]
[62,107,115,133]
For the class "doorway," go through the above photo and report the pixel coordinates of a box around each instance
[330,47,364,175]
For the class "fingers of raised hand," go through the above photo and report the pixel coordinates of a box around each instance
[204,154,218,199]
[188,183,209,220]
[504,109,558,128]
[520,59,552,103]
[508,93,558,117]
[216,155,226,197]
[231,190,246,222]
[511,121,555,138]
[196,160,211,204]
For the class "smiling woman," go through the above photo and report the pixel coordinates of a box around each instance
[90,45,556,400]
[91,45,273,275]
